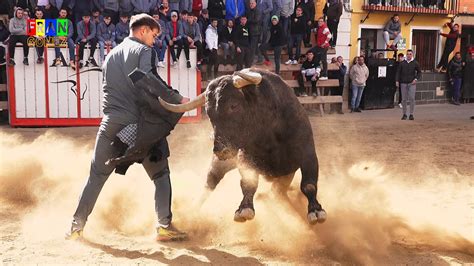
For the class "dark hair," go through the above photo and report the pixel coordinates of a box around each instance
[455,52,461,55]
[306,50,314,55]
[359,55,365,60]
[407,49,413,53]
[152,9,160,16]
[393,14,399,17]
[398,53,404,57]
[210,17,218,22]
[130,13,160,31]
[59,7,68,13]
[180,10,188,15]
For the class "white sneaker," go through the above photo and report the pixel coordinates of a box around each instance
[300,92,308,97]
[285,59,292,65]
[172,61,177,68]
[291,60,298,65]
[319,76,328,80]
[398,103,402,108]
[157,61,165,68]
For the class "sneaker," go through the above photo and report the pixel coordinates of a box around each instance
[157,61,165,68]
[36,57,44,64]
[291,60,298,65]
[52,57,62,67]
[285,59,292,65]
[186,60,191,68]
[312,92,318,97]
[70,61,76,70]
[300,92,308,97]
[319,76,328,81]
[355,108,362,112]
[263,60,271,66]
[23,57,29,65]
[79,60,84,69]
[8,58,15,66]
[401,114,407,120]
[88,57,98,67]
[65,228,83,240]
[156,224,188,242]
[409,114,414,120]
[398,103,402,108]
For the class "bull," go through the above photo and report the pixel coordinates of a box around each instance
[159,68,327,224]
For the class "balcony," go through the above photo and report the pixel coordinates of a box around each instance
[362,0,459,14]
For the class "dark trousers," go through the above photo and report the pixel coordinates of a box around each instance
[304,22,312,45]
[260,43,282,74]
[168,42,178,62]
[78,38,97,61]
[8,35,29,59]
[250,35,260,63]
[313,46,328,77]
[297,74,316,95]
[327,19,339,47]
[176,39,190,61]
[437,42,455,69]
[207,48,219,79]
[194,40,203,62]
[236,46,252,70]
[452,77,462,102]
[288,34,304,60]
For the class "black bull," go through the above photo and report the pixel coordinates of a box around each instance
[160,68,327,224]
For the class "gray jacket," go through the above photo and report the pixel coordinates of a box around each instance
[180,21,201,42]
[9,16,27,35]
[76,21,97,41]
[180,0,192,12]
[384,19,401,35]
[131,0,150,13]
[97,22,116,42]
[280,0,295,17]
[115,20,129,42]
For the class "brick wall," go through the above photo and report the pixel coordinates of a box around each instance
[413,73,451,104]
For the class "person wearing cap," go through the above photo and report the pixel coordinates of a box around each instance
[76,12,98,68]
[166,10,183,66]
[92,9,104,25]
[66,13,189,243]
[115,12,130,44]
[97,13,116,64]
[259,15,285,74]
[235,15,252,70]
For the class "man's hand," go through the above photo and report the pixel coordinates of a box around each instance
[187,36,193,43]
[411,79,417,85]
[81,38,87,43]
[181,97,190,103]
[396,81,399,87]
[393,31,398,36]
[169,40,174,45]
[236,47,241,53]
[190,43,196,48]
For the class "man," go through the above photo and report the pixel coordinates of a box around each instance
[8,7,29,66]
[97,13,116,64]
[76,12,98,68]
[246,0,261,64]
[394,52,404,108]
[329,55,346,114]
[297,50,320,96]
[205,18,219,80]
[235,15,252,70]
[259,15,285,74]
[33,8,45,64]
[286,6,306,65]
[66,13,189,242]
[396,49,421,120]
[51,8,75,67]
[349,55,369,112]
[218,19,236,65]
[383,14,402,50]
[179,12,202,68]
[311,17,331,80]
[323,0,342,48]
[152,10,168,68]
[447,52,463,106]
[166,10,183,67]
[436,21,459,72]
[257,0,273,47]
[225,0,246,20]
[115,12,130,44]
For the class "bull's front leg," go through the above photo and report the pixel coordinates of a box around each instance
[234,166,259,222]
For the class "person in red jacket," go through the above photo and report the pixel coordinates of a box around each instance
[436,21,460,72]
[192,0,203,17]
[311,17,332,80]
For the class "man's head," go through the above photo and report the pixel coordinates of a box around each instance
[186,14,194,24]
[227,19,234,28]
[104,15,111,25]
[35,8,43,19]
[249,0,257,9]
[92,9,100,18]
[306,50,314,61]
[82,14,91,23]
[406,49,414,60]
[130,13,161,47]
[201,9,209,18]
[397,53,404,61]
[378,52,384,59]
[15,8,23,19]
[454,52,461,60]
[392,14,399,23]
[357,56,365,65]
[453,23,459,32]
[152,10,160,21]
[331,57,337,63]
[180,10,188,21]
[59,8,68,18]
[271,15,279,25]
[296,6,303,16]
[337,56,343,64]
[211,18,218,28]
[170,11,178,21]
[23,9,30,19]
[317,17,325,27]
[240,15,247,26]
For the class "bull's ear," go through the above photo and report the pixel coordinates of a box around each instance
[232,69,262,89]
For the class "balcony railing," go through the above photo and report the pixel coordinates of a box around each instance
[362,0,459,14]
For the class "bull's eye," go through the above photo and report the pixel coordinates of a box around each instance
[229,103,240,112]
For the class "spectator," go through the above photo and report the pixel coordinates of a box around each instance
[22,8,30,19]
[218,18,236,65]
[51,7,75,67]
[0,20,10,65]
[396,49,421,120]
[383,14,402,50]
[349,55,369,112]
[119,0,134,16]
[377,52,384,59]
[271,0,282,17]
[246,0,261,64]
[69,0,94,25]
[0,0,11,24]
[297,50,320,97]
[462,51,474,103]
[152,10,168,67]
[296,0,315,47]
[76,12,98,68]
[179,12,202,68]
[97,13,116,64]
[258,0,273,47]
[48,0,66,18]
[8,7,29,66]
[197,9,209,42]
[92,9,103,25]
[323,0,342,48]
[96,0,119,24]
[226,0,246,20]
[158,4,169,22]
[394,52,405,108]
[436,21,459,72]
[311,17,331,80]
[32,8,45,64]
[235,15,252,70]
[205,18,219,79]
[115,12,130,44]
[131,0,149,14]
[448,52,463,105]
[207,0,225,21]
[166,10,182,67]
[286,6,306,65]
[280,0,295,40]
[168,0,180,12]
[191,0,203,17]
[329,55,346,114]
[260,15,285,74]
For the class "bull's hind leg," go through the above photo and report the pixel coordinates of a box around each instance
[301,154,327,224]
[234,167,259,222]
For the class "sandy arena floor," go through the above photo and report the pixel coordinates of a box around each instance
[0,103,473,265]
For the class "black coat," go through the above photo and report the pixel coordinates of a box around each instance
[208,0,225,19]
[269,23,286,47]
[448,58,463,79]
[396,59,421,84]
[290,13,307,35]
[246,7,261,36]
[235,24,251,48]
[218,26,236,43]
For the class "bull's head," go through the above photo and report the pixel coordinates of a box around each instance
[159,69,262,160]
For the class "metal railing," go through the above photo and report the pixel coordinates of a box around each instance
[363,0,458,13]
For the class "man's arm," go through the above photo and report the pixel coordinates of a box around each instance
[87,22,97,40]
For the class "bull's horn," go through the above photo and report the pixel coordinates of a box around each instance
[233,69,262,89]
[159,93,206,113]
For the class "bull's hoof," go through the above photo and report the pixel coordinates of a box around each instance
[307,210,327,224]
[234,208,255,222]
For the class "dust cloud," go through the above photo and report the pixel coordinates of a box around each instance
[0,128,472,264]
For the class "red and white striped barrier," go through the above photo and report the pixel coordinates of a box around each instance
[7,46,201,127]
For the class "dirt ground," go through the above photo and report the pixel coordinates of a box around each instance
[0,103,473,265]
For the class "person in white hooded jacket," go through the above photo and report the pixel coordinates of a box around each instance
[205,18,219,80]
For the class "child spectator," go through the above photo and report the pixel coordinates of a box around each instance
[97,13,116,64]
[286,6,306,65]
[76,12,98,68]
[218,19,236,65]
[205,18,219,79]
[260,15,285,74]
[115,12,130,44]
[8,7,29,66]
[246,0,262,64]
[297,50,320,96]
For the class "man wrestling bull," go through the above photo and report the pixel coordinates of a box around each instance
[66,13,189,242]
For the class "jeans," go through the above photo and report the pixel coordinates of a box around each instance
[8,35,29,59]
[153,40,167,62]
[383,31,402,46]
[400,83,416,115]
[99,40,117,61]
[250,35,260,63]
[280,16,290,41]
[219,42,235,60]
[288,34,304,61]
[236,46,252,70]
[71,120,173,231]
[351,84,365,109]
[54,38,76,61]
[327,19,339,47]
[260,44,283,74]
[452,77,462,103]
[78,38,98,61]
